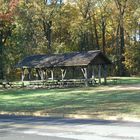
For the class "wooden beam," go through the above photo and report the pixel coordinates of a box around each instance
[61,68,67,81]
[81,67,88,87]
[81,68,87,78]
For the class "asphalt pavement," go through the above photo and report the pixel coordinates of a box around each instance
[0,115,140,140]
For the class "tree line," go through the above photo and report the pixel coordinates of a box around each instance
[0,0,140,80]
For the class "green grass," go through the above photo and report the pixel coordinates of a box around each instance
[0,86,140,118]
[107,77,140,85]
[0,77,140,119]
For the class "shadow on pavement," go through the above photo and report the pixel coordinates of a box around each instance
[0,114,140,127]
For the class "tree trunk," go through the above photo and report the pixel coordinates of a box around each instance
[116,23,120,75]
[119,15,125,76]
[43,20,52,54]
[93,15,99,50]
[138,22,140,42]
[0,43,3,80]
[114,0,128,76]
[47,21,52,54]
[102,17,106,54]
[0,31,4,79]
[89,15,96,49]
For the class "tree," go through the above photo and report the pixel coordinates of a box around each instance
[1,0,140,80]
[124,44,140,75]
[0,0,19,79]
[114,0,128,76]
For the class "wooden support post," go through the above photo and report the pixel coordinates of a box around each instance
[72,67,75,79]
[91,65,96,85]
[51,69,54,81]
[36,68,44,80]
[61,68,67,81]
[35,69,37,80]
[44,69,48,80]
[28,68,31,81]
[98,65,101,84]
[39,69,44,80]
[103,65,107,84]
[36,68,41,80]
[92,65,95,79]
[81,67,88,87]
[21,68,25,81]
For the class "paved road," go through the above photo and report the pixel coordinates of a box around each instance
[0,115,140,140]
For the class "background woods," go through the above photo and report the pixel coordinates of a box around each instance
[0,0,140,80]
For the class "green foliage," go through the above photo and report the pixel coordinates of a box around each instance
[0,0,140,79]
[124,44,140,75]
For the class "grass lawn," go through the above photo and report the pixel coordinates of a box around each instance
[107,77,140,85]
[0,77,140,120]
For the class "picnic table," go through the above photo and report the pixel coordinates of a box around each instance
[108,77,121,84]
[0,81,12,88]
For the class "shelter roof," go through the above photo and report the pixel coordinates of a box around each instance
[16,50,111,68]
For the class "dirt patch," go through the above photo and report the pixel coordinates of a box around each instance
[108,84,140,91]
[93,84,140,92]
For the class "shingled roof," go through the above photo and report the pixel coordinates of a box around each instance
[16,50,111,68]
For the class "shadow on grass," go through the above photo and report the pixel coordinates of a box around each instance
[0,88,140,117]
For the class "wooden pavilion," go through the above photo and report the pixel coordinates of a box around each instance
[16,50,111,87]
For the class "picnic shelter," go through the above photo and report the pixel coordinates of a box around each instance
[16,50,112,87]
